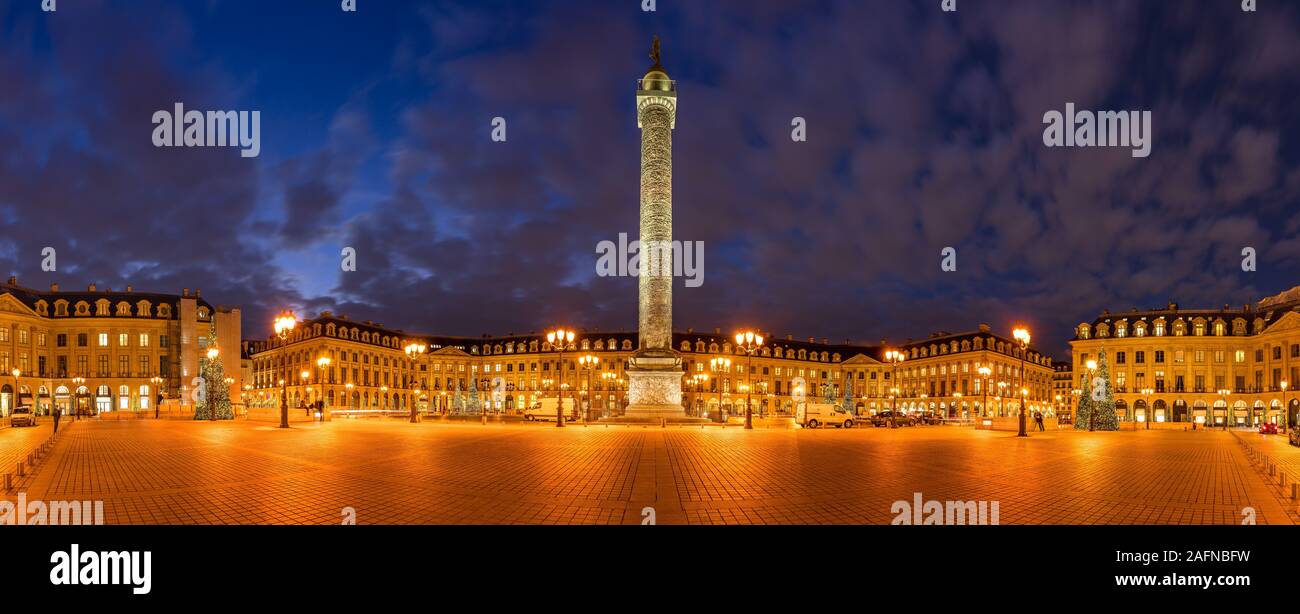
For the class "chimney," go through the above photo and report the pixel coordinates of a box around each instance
[125,285,133,292]
[5,276,15,285]
[822,337,828,345]
[50,283,59,292]
[686,327,693,334]
[786,335,793,341]
[88,283,97,292]
[195,288,201,298]
[321,311,332,318]
[182,288,190,297]
[978,323,990,333]
[713,327,720,335]
[807,337,814,343]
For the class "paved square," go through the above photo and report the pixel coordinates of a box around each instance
[4,419,1297,525]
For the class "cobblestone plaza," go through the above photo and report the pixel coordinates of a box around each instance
[4,419,1295,525]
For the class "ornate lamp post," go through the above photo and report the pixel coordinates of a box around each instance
[996,381,1008,416]
[1084,359,1098,431]
[404,342,427,423]
[1012,326,1032,437]
[299,370,310,416]
[345,382,354,409]
[578,354,598,425]
[1281,380,1290,433]
[709,357,731,422]
[546,328,575,427]
[884,349,906,428]
[9,368,19,418]
[692,373,708,417]
[734,331,764,430]
[952,391,962,420]
[1140,387,1154,430]
[601,372,617,418]
[150,376,163,418]
[1218,388,1232,431]
[316,355,332,412]
[977,365,991,418]
[272,311,298,428]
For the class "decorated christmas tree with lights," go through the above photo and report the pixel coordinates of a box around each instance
[194,322,233,420]
[1089,349,1119,430]
[467,376,482,414]
[840,377,855,414]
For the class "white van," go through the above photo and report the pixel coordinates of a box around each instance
[796,403,855,428]
[523,398,580,422]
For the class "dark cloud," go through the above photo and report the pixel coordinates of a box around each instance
[2,0,1299,358]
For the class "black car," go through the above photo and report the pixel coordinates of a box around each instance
[870,411,914,427]
[913,412,944,426]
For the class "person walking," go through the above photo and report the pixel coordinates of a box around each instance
[1034,410,1045,432]
[53,406,61,434]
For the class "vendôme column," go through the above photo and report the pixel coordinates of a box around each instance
[621,36,693,421]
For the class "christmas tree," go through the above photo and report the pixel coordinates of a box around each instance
[840,377,855,414]
[453,379,464,414]
[467,376,482,414]
[822,382,835,404]
[194,323,234,420]
[1073,388,1092,430]
[1089,348,1119,430]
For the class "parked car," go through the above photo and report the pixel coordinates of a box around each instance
[523,398,580,422]
[9,406,37,427]
[796,403,855,428]
[913,412,944,426]
[871,411,914,427]
[1259,422,1278,435]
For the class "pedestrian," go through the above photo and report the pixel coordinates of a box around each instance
[1035,410,1045,431]
[53,405,61,434]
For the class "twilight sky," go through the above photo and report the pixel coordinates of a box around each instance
[2,0,1299,358]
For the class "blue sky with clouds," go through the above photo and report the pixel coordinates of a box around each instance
[2,0,1299,358]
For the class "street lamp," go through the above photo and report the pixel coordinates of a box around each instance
[1140,387,1154,430]
[272,310,298,428]
[316,355,332,412]
[1282,380,1290,433]
[692,373,709,418]
[1218,388,1232,431]
[977,365,991,418]
[601,371,617,418]
[884,349,906,428]
[1012,326,1031,437]
[1085,359,1098,431]
[709,357,731,422]
[996,381,1007,417]
[150,376,163,419]
[952,391,962,420]
[546,328,575,427]
[345,381,354,409]
[578,354,598,425]
[734,331,764,430]
[403,342,427,423]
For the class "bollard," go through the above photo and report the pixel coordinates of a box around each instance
[3,473,10,491]
[16,462,25,477]
[1292,483,1298,500]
